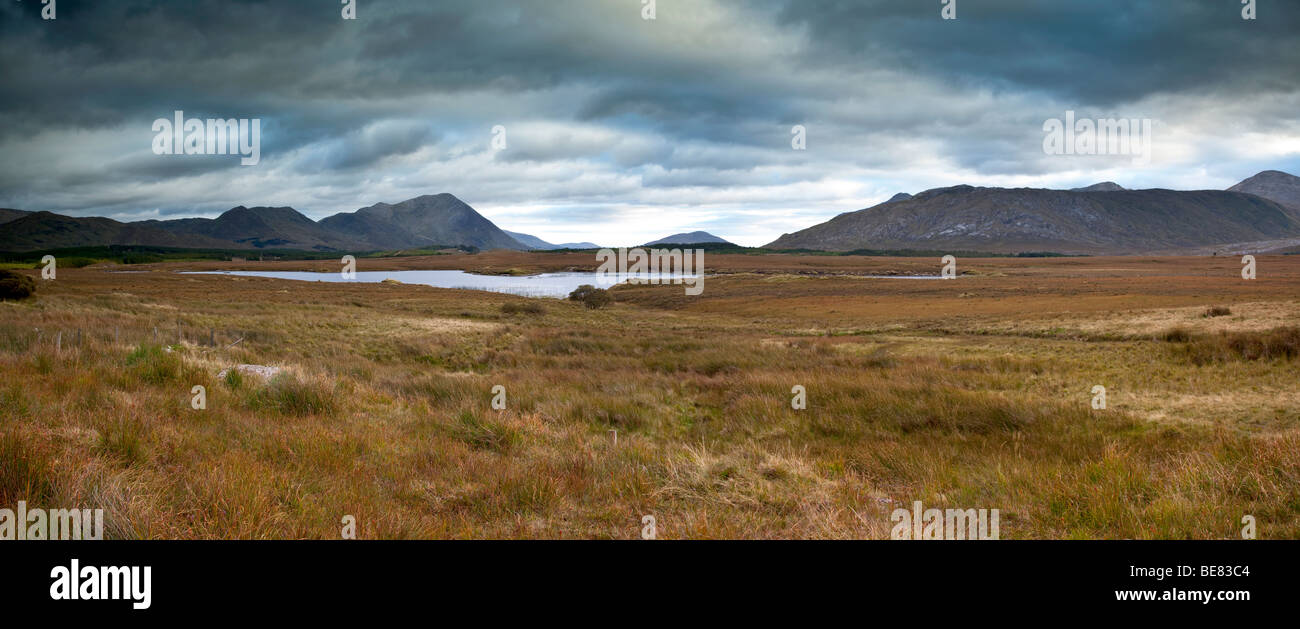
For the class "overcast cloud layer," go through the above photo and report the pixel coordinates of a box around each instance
[1,0,1298,246]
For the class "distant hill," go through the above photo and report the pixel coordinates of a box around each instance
[1228,170,1300,210]
[0,211,236,251]
[0,194,527,253]
[766,174,1300,255]
[886,193,913,202]
[503,230,601,250]
[0,209,30,225]
[644,231,733,246]
[1071,182,1126,191]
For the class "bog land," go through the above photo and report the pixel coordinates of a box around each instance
[1,253,1296,538]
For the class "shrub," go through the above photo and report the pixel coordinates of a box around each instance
[120,253,164,264]
[1202,306,1232,318]
[1160,327,1192,343]
[34,257,94,269]
[223,368,244,390]
[245,374,338,416]
[125,344,182,383]
[501,301,545,316]
[1180,327,1300,363]
[576,398,646,431]
[97,417,147,466]
[0,385,31,419]
[568,284,612,309]
[450,410,520,453]
[0,270,36,300]
[0,432,54,503]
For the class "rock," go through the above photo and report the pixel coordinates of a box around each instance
[380,278,402,285]
[217,364,283,381]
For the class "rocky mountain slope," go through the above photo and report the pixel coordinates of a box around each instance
[1228,170,1300,210]
[766,172,1300,255]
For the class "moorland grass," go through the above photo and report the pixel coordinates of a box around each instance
[0,262,1296,538]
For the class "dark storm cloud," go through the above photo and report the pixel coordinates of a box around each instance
[773,0,1300,106]
[0,0,1297,246]
[292,121,439,172]
[1,0,778,142]
[2,0,1293,136]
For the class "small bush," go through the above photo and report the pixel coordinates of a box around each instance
[125,344,182,383]
[450,410,520,453]
[1160,327,1192,343]
[223,368,244,390]
[568,284,612,309]
[0,432,54,503]
[31,353,52,374]
[0,386,32,419]
[501,301,545,316]
[0,270,36,300]
[528,332,610,355]
[245,374,338,416]
[97,417,147,466]
[34,257,95,269]
[575,398,646,431]
[1202,306,1232,318]
[1180,327,1300,363]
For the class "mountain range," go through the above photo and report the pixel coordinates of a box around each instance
[0,194,522,252]
[4,170,1300,255]
[503,231,601,250]
[766,170,1300,255]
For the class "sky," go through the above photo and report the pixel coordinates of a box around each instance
[1,0,1298,247]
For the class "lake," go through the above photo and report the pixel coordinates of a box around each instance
[182,270,700,298]
[181,270,949,298]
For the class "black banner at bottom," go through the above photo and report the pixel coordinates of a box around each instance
[0,540,1282,619]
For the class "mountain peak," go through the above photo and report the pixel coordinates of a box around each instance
[220,205,304,216]
[407,192,464,204]
[325,194,522,250]
[215,206,317,229]
[1249,169,1297,179]
[1229,170,1300,210]
[1071,182,1125,191]
[643,231,733,246]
